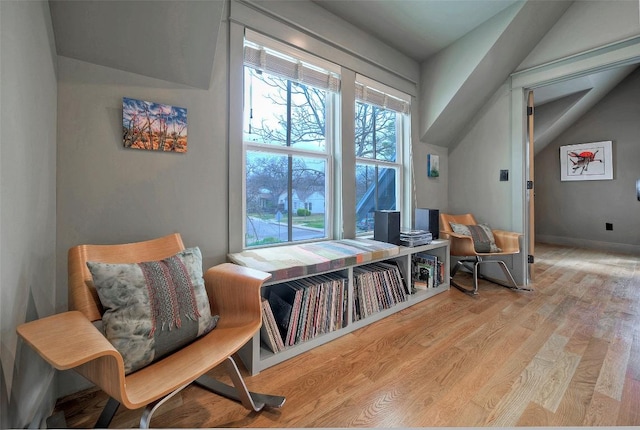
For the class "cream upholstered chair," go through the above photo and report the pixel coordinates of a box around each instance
[439,213,530,295]
[17,233,285,428]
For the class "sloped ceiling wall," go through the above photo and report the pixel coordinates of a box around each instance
[46,0,640,155]
[532,65,638,153]
[419,0,572,148]
[311,0,519,63]
[49,0,224,89]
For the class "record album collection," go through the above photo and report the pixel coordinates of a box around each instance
[260,261,410,352]
[260,272,348,353]
[261,254,443,353]
[352,262,408,321]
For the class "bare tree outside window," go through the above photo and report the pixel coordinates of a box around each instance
[242,52,407,245]
[244,69,329,246]
[355,101,401,233]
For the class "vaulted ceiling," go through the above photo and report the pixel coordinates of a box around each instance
[311,0,521,63]
[49,0,225,89]
[48,0,638,153]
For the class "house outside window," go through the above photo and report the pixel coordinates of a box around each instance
[354,75,410,234]
[243,33,339,247]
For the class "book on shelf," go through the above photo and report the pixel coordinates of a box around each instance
[412,253,442,290]
[412,261,431,290]
[400,229,432,247]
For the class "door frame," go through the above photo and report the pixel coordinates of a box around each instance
[509,35,640,287]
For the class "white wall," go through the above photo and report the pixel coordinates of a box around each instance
[535,67,640,253]
[517,0,640,71]
[419,1,523,142]
[55,46,231,290]
[53,2,231,399]
[449,83,513,228]
[412,142,448,219]
[0,1,58,427]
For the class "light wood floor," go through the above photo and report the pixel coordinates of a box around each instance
[53,243,640,428]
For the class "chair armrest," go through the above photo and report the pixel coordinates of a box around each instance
[204,263,272,326]
[492,230,522,254]
[440,231,477,256]
[16,311,122,370]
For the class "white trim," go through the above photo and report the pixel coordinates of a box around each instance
[229,22,246,253]
[230,4,414,248]
[230,0,418,96]
[510,36,640,286]
[537,235,640,255]
[511,36,640,89]
[246,29,341,75]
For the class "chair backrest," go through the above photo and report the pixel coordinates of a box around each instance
[439,213,478,233]
[68,233,185,322]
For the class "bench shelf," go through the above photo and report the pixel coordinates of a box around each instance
[230,239,450,375]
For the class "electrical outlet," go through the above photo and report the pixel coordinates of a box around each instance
[606,223,613,231]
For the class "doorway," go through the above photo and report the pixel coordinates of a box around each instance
[510,36,640,287]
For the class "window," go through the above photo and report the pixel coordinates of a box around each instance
[243,32,340,247]
[354,75,411,234]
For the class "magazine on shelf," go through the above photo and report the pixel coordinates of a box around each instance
[412,253,441,290]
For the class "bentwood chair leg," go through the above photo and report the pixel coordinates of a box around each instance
[139,383,190,429]
[194,357,286,410]
[450,258,480,295]
[473,260,480,294]
[494,260,533,291]
[451,256,532,295]
[94,397,120,429]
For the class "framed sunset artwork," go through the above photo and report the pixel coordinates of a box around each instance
[122,97,187,153]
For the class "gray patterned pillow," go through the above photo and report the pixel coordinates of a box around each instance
[87,247,218,374]
[449,222,502,253]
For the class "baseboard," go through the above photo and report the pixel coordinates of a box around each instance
[537,235,640,255]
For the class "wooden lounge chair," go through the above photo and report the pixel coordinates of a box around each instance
[17,233,285,428]
[440,213,531,295]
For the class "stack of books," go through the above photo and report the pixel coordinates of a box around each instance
[412,253,445,291]
[400,229,432,247]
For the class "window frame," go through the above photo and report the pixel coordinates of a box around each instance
[241,34,339,249]
[228,16,416,253]
[354,76,411,235]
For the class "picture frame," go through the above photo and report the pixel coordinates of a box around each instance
[122,97,188,153]
[559,141,612,181]
[427,154,440,177]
